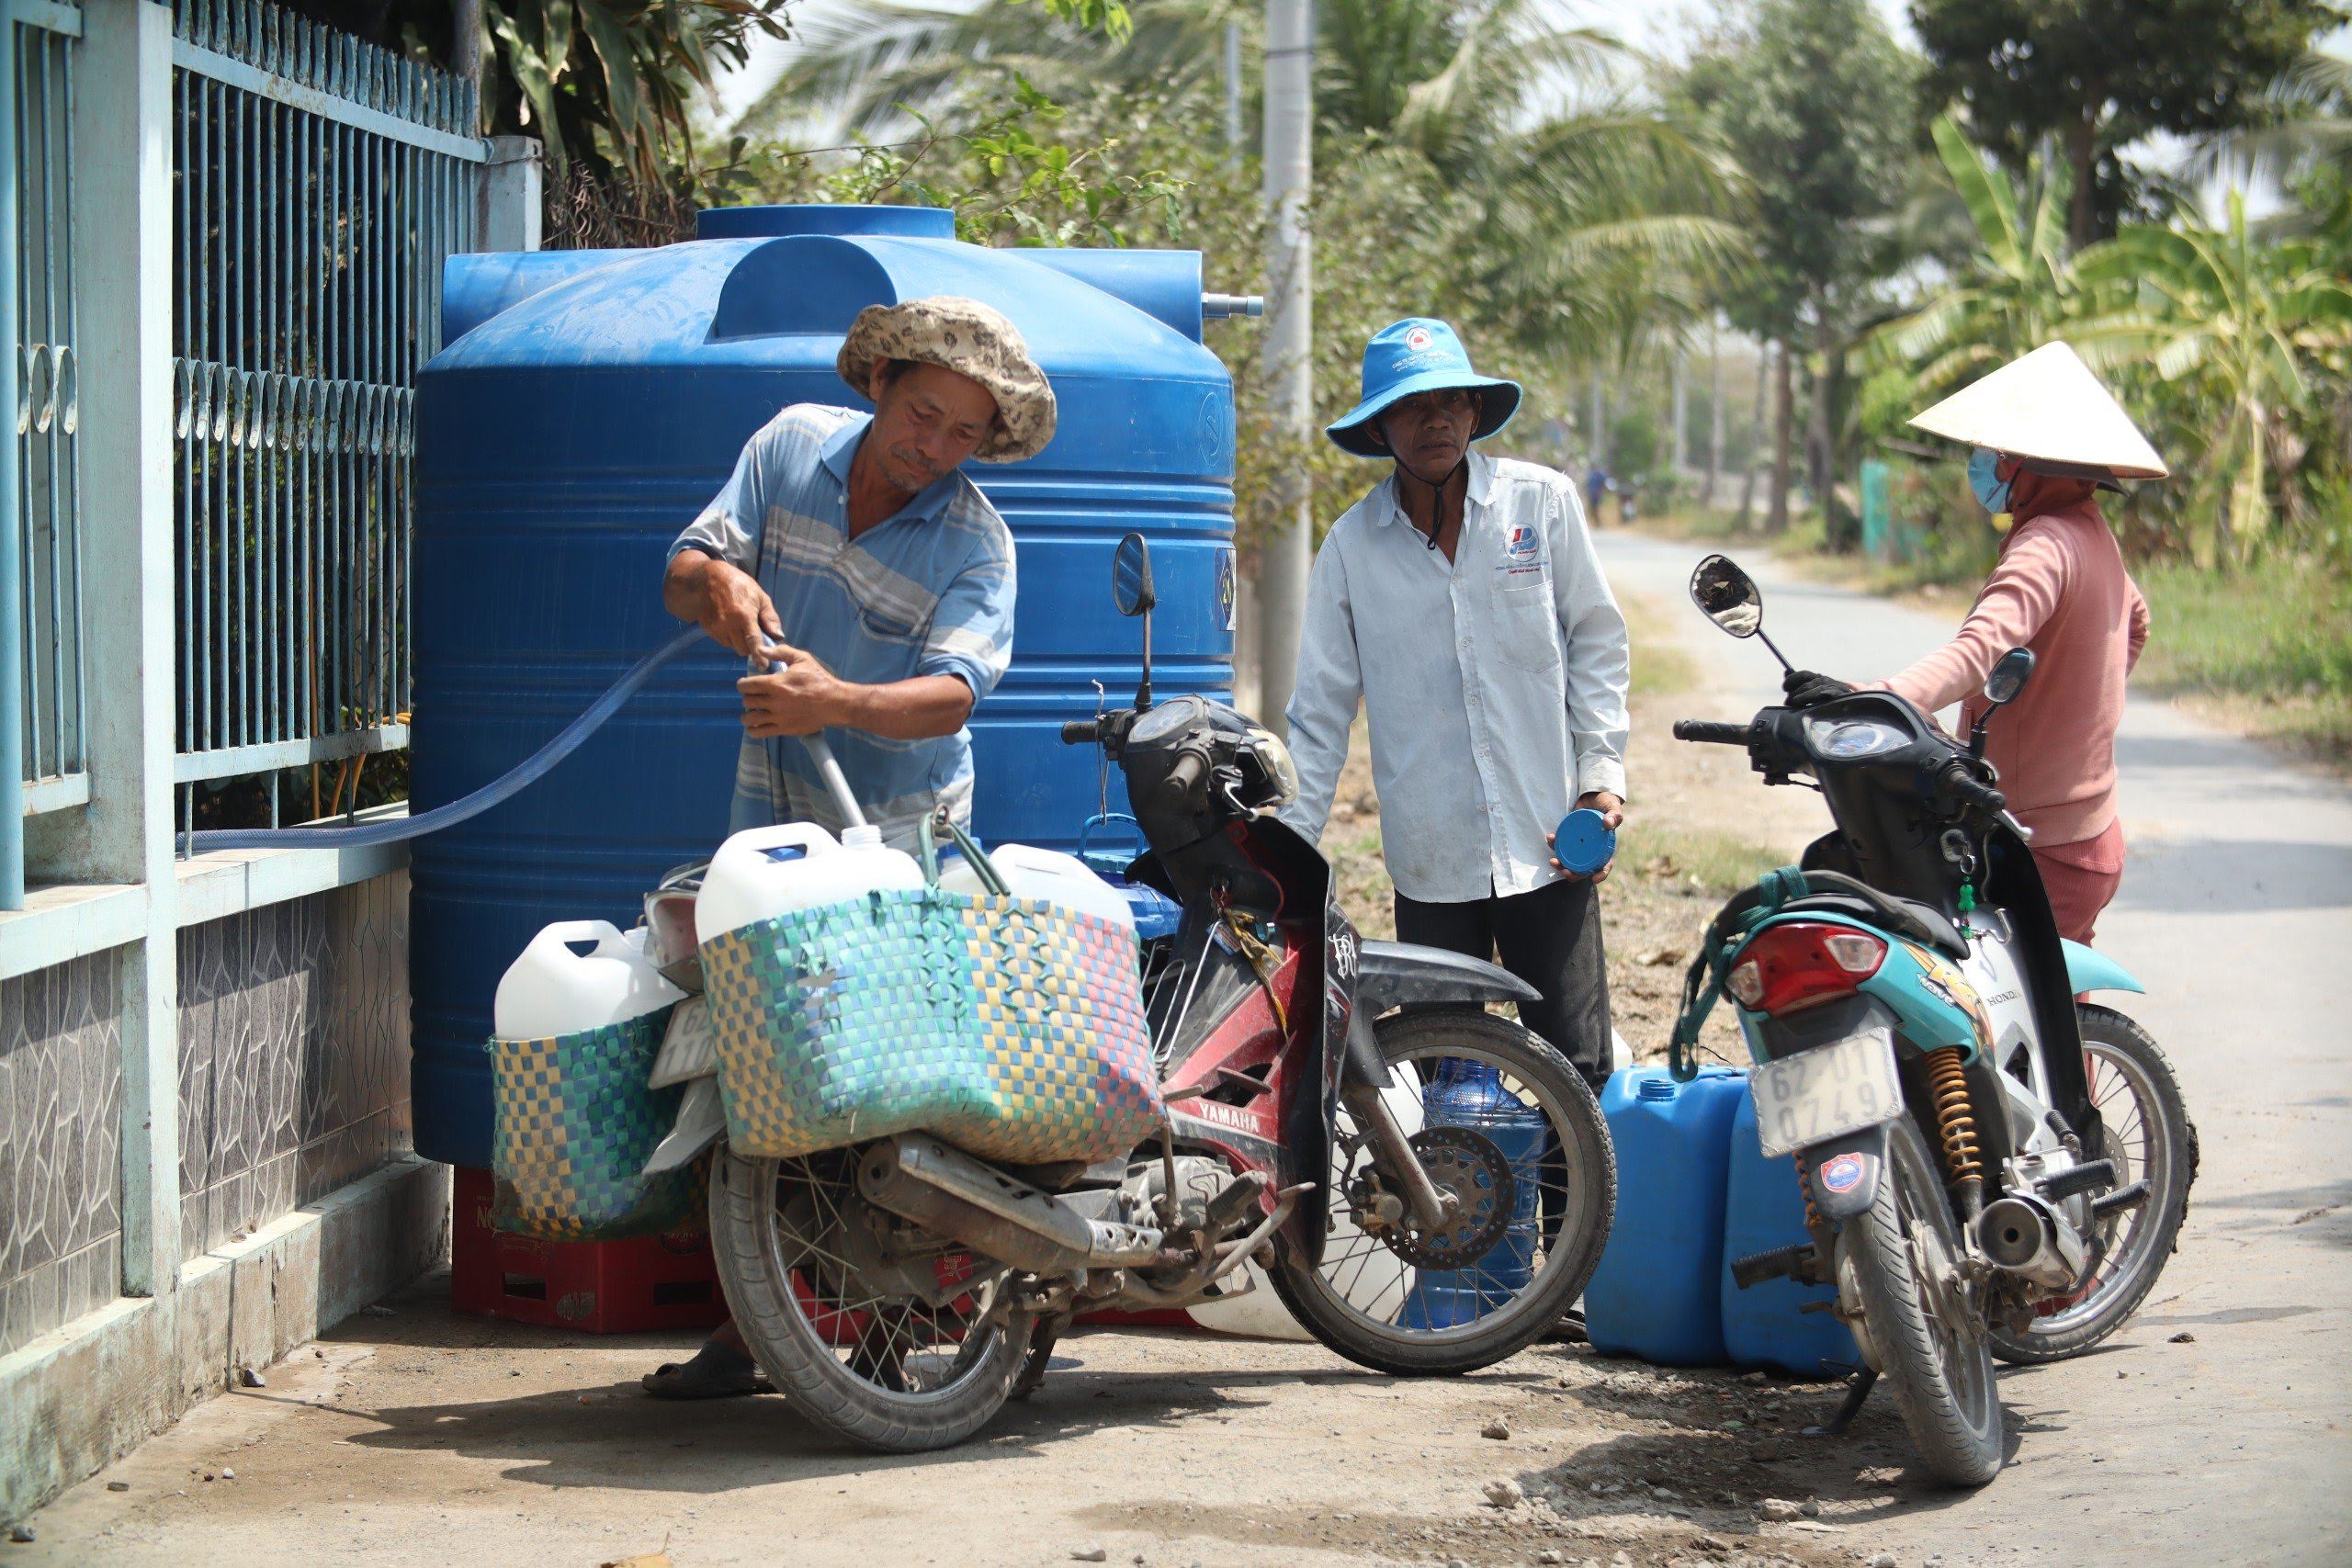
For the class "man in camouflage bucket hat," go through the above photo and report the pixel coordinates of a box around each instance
[650,296,1049,1398]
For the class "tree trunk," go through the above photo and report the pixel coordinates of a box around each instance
[1670,351,1688,484]
[1807,313,1838,545]
[1706,322,1724,509]
[1768,339,1794,534]
[1736,342,1766,530]
[2066,104,2100,252]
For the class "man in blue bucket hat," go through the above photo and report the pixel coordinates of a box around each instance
[1279,318,1631,1093]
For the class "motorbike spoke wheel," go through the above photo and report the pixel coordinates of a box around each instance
[708,1144,1031,1451]
[1266,1010,1615,1376]
[1990,1007,2199,1365]
[1836,1113,2005,1486]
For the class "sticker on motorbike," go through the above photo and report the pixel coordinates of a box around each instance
[1819,1152,1867,1194]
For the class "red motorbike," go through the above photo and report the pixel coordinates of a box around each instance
[698,534,1616,1450]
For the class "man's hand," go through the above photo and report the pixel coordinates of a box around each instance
[1547,790,1625,883]
[667,551,782,659]
[1781,669,1854,710]
[738,642,848,738]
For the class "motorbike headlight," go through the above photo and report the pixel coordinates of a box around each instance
[1244,728,1300,807]
[1813,719,1908,761]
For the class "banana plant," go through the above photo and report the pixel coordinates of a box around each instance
[1861,116,2083,394]
[2073,190,2352,563]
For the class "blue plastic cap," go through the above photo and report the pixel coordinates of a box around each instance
[1554,807,1617,877]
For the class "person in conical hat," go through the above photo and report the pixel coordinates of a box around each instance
[1778,343,2162,943]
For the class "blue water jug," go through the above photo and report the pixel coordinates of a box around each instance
[1721,1089,1861,1377]
[1585,1066,1747,1365]
[1401,1058,1547,1329]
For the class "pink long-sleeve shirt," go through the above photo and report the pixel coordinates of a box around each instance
[1883,503,2150,849]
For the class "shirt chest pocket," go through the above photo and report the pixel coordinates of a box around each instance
[1490,580,1562,672]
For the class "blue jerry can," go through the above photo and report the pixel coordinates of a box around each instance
[1721,1089,1862,1378]
[1585,1066,1746,1365]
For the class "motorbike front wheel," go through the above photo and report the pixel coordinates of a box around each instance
[1835,1113,2005,1486]
[1266,1009,1615,1376]
[709,1145,1032,1453]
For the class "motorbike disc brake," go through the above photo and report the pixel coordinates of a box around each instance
[1381,1125,1516,1269]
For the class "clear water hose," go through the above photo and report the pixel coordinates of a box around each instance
[187,628,707,852]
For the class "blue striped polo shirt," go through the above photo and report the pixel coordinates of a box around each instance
[668,403,1017,843]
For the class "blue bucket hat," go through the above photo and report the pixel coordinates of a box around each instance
[1326,317,1523,457]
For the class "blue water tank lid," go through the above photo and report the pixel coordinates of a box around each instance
[1637,1078,1678,1101]
[695,204,956,242]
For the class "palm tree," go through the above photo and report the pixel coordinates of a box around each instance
[2072,190,2352,563]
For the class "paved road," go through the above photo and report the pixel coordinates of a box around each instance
[1600,530,2352,1565]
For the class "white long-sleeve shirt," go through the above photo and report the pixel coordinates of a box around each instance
[1278,451,1631,903]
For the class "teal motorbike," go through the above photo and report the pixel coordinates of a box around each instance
[1669,555,2198,1487]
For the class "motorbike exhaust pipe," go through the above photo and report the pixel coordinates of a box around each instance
[857,1134,1167,1275]
[1974,1191,2087,1290]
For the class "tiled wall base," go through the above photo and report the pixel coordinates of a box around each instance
[0,1156,449,1522]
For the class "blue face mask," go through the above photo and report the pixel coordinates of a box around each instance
[1968,447,2012,513]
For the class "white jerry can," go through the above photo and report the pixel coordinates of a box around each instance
[936,841,1137,932]
[695,821,927,947]
[492,920,686,1042]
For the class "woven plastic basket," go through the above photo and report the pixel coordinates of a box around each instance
[700,828,1161,1165]
[486,1005,709,1241]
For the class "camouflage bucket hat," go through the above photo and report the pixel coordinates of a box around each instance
[836,296,1057,463]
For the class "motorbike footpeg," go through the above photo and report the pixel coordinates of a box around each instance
[2036,1157,2118,1203]
[1729,1242,1818,1291]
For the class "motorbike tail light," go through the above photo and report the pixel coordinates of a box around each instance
[1731,921,1888,1015]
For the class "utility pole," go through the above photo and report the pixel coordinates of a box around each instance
[1255,0,1312,739]
[1224,18,1259,715]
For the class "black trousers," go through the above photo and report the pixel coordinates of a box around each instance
[1394,876,1613,1091]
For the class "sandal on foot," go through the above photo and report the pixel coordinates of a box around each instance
[640,1341,773,1400]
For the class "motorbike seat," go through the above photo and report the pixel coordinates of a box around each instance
[1779,891,1968,959]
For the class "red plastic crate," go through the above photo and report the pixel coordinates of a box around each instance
[449,1166,729,1335]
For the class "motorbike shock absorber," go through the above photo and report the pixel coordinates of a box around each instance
[1923,1044,1984,1218]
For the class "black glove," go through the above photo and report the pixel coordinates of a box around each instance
[1781,669,1854,710]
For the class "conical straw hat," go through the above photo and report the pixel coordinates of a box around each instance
[1907,341,2168,480]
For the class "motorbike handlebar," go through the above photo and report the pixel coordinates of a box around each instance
[1161,748,1209,805]
[1939,759,2007,816]
[1060,719,1101,745]
[1672,719,1754,746]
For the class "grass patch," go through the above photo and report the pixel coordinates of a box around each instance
[1623,592,1696,700]
[2132,554,2352,762]
[1625,824,1789,898]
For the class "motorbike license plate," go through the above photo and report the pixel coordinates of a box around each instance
[1750,1029,1903,1159]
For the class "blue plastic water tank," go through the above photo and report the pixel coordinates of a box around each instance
[1584,1066,1747,1365]
[409,204,1238,1168]
[1721,1089,1862,1377]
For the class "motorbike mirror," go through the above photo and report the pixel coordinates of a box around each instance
[1984,647,2036,708]
[1690,554,1763,639]
[1113,533,1157,617]
[1113,532,1157,709]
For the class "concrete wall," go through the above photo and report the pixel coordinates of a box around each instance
[0,954,126,1354]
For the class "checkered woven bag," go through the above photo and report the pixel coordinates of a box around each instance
[486,1005,709,1241]
[700,826,1161,1165]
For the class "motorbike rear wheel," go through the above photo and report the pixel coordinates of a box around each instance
[1836,1113,2005,1486]
[1990,1007,2199,1365]
[709,1144,1032,1452]
[1266,1010,1614,1376]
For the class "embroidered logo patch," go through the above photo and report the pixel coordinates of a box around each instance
[1820,1153,1867,1194]
[1404,325,1434,350]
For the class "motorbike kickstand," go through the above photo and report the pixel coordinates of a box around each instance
[1012,1315,1068,1403]
[1803,1368,1878,1438]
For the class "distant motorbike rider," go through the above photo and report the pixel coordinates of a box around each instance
[1780,342,2162,943]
